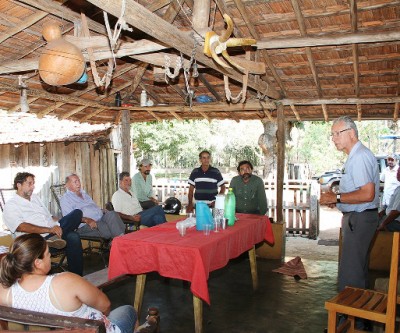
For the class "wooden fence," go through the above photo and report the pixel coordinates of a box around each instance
[154,179,320,239]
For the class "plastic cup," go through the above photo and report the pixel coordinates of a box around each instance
[178,225,186,237]
[203,223,211,236]
[221,218,227,230]
[213,218,222,232]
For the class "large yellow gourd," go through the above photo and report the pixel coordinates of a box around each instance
[39,22,85,86]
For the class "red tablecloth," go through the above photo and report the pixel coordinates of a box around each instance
[108,214,274,305]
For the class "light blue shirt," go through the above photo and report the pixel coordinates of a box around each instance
[60,189,103,222]
[132,172,153,202]
[337,141,380,213]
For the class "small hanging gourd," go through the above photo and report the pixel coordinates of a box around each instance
[39,22,85,86]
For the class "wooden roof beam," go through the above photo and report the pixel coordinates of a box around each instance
[321,104,329,122]
[0,10,48,43]
[281,97,400,105]
[394,103,399,123]
[257,30,400,50]
[290,104,301,122]
[357,104,362,122]
[198,73,222,101]
[86,0,280,100]
[350,0,360,98]
[291,0,322,98]
[229,0,284,96]
[38,64,139,118]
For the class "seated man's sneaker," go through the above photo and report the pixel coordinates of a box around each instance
[46,235,66,249]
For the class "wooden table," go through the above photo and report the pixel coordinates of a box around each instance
[108,213,274,333]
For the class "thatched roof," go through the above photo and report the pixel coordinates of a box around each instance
[0,0,399,124]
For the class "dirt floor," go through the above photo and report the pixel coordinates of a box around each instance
[285,206,341,261]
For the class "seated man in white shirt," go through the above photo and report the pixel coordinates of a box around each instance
[112,172,166,227]
[2,172,84,276]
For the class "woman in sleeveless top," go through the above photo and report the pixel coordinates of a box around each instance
[0,233,137,333]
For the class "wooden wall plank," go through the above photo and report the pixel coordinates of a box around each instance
[28,143,40,166]
[63,143,77,179]
[90,143,101,206]
[73,142,84,189]
[15,145,28,168]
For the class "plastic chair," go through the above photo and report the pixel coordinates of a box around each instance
[325,231,400,333]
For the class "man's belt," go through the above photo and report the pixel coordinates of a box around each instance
[342,208,378,215]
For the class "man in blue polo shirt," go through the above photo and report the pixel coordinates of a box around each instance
[187,150,226,213]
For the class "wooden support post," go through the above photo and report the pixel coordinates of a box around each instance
[121,110,131,173]
[134,274,146,321]
[193,295,203,333]
[309,179,320,239]
[248,246,258,290]
[276,103,285,223]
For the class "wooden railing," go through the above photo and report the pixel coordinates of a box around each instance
[154,179,320,239]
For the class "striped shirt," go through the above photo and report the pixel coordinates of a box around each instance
[188,166,225,202]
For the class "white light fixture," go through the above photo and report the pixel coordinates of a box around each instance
[18,75,29,113]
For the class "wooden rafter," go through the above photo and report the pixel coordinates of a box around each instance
[291,0,322,98]
[232,0,285,97]
[350,0,360,98]
[290,104,301,122]
[321,104,329,122]
[85,0,280,100]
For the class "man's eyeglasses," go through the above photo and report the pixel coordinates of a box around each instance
[330,128,351,138]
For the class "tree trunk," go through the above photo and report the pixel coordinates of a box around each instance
[258,120,278,178]
[258,119,293,178]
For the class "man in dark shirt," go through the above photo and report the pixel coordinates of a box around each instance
[229,160,267,215]
[187,150,226,213]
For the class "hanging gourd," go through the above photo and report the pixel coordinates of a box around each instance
[39,22,85,86]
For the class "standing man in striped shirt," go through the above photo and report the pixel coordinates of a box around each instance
[186,150,226,213]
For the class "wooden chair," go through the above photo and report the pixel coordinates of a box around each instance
[0,188,67,271]
[325,231,400,333]
[0,304,105,332]
[50,184,110,267]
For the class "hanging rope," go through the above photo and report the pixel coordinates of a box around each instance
[87,0,132,89]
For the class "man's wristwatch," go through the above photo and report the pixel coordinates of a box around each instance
[336,193,341,203]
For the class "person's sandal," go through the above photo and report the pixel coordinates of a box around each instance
[136,307,160,333]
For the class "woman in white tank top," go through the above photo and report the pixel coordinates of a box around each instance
[0,234,141,333]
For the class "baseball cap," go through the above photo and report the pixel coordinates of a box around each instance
[140,158,152,166]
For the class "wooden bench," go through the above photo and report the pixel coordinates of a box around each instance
[0,304,106,332]
[0,268,129,332]
[83,267,130,290]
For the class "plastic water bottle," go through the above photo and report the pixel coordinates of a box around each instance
[224,188,236,226]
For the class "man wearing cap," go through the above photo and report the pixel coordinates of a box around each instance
[380,155,400,209]
[132,158,158,210]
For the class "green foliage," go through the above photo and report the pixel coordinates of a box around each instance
[131,119,263,168]
[287,120,394,175]
[131,119,396,177]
